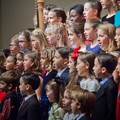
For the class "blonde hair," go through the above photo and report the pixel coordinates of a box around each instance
[11,34,19,46]
[97,22,117,52]
[31,28,49,51]
[111,0,120,11]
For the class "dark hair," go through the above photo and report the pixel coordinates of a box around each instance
[21,72,40,90]
[56,46,72,59]
[96,53,117,74]
[7,55,17,64]
[2,49,10,58]
[0,70,20,90]
[69,4,84,15]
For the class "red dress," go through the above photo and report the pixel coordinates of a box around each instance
[0,92,6,102]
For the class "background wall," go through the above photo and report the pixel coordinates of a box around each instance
[1,0,106,49]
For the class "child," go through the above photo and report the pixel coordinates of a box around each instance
[9,34,20,55]
[93,53,118,120]
[53,46,71,85]
[30,28,49,51]
[84,19,102,54]
[17,72,41,120]
[0,70,20,120]
[76,52,100,93]
[97,22,117,52]
[40,48,57,120]
[45,23,65,48]
[4,55,17,71]
[70,86,96,120]
[114,26,120,48]
[45,80,65,120]
[83,0,102,21]
[69,4,85,23]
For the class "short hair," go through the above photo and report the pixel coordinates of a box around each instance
[21,72,40,90]
[69,4,84,15]
[44,4,57,11]
[56,46,72,59]
[96,53,117,74]
[0,70,20,90]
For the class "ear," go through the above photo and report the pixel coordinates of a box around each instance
[77,33,82,39]
[101,67,107,73]
[8,84,13,90]
[64,58,69,65]
[93,9,98,17]
[58,17,62,23]
[77,102,81,110]
[85,62,89,69]
[26,84,30,91]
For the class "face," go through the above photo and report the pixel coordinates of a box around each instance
[70,9,83,22]
[0,81,8,92]
[97,29,109,50]
[93,57,102,79]
[48,11,59,23]
[4,56,15,70]
[68,30,78,46]
[40,53,47,69]
[84,23,96,41]
[76,57,88,77]
[23,55,33,71]
[9,42,20,55]
[53,50,64,70]
[83,3,97,20]
[116,57,120,76]
[16,53,23,69]
[62,90,71,111]
[43,9,49,24]
[46,85,55,103]
[100,0,111,9]
[68,56,76,73]
[114,28,120,48]
[31,36,40,51]
[19,77,27,94]
[18,35,29,50]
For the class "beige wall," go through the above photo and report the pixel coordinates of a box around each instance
[0,0,2,50]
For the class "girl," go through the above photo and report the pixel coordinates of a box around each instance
[76,52,100,93]
[46,80,65,120]
[40,47,57,120]
[114,26,120,48]
[18,30,31,51]
[97,22,117,52]
[30,28,49,52]
[84,19,102,54]
[83,0,102,21]
[71,86,96,120]
[100,0,119,24]
[67,22,86,51]
[23,51,42,101]
[9,34,20,55]
[45,23,65,48]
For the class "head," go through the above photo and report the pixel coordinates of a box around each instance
[4,55,17,71]
[48,7,66,24]
[83,0,102,21]
[115,26,120,48]
[19,72,40,95]
[76,52,95,77]
[18,30,31,51]
[69,4,84,23]
[93,53,117,79]
[40,47,55,71]
[10,34,20,55]
[84,19,102,41]
[0,52,6,66]
[53,46,71,70]
[97,22,116,52]
[31,28,49,51]
[0,70,19,92]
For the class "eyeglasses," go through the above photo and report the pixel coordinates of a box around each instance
[9,44,18,46]
[19,40,27,43]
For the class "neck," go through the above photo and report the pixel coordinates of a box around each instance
[107,6,116,16]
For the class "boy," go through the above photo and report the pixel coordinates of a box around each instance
[93,53,118,120]
[17,72,41,120]
[0,70,20,120]
[53,46,71,85]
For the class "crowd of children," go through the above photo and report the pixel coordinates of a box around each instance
[0,0,120,120]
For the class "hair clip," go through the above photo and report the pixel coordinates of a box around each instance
[71,46,80,58]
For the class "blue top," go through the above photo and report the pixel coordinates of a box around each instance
[114,10,120,28]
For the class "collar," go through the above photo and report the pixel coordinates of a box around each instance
[24,93,35,101]
[100,75,112,86]
[56,68,67,77]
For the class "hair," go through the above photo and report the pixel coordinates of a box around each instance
[41,47,55,71]
[0,70,20,90]
[96,53,118,74]
[111,0,120,11]
[50,7,67,23]
[45,79,65,106]
[24,51,41,72]
[56,46,72,59]
[7,55,17,64]
[87,0,102,18]
[69,4,84,15]
[78,52,95,75]
[71,87,96,114]
[10,34,19,46]
[97,22,117,52]
[31,28,49,51]
[44,4,57,11]
[21,72,40,90]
